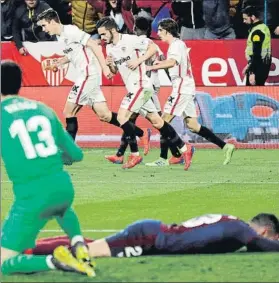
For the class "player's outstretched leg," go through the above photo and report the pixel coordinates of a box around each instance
[120,120,142,169]
[128,113,151,156]
[105,113,151,163]
[66,117,78,140]
[167,117,188,165]
[222,143,235,165]
[1,247,54,275]
[160,122,194,171]
[145,135,169,167]
[187,118,235,165]
[105,133,127,164]
[146,117,194,170]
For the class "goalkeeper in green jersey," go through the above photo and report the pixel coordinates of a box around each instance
[1,60,95,277]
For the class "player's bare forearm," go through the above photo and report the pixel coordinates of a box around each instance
[55,56,70,68]
[149,59,176,71]
[59,56,70,65]
[87,38,108,71]
[138,42,157,64]
[108,64,118,74]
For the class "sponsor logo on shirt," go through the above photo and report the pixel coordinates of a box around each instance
[115,56,131,66]
[63,48,73,54]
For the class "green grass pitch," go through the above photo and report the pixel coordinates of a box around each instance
[1,148,279,282]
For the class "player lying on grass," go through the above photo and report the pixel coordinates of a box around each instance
[25,213,279,258]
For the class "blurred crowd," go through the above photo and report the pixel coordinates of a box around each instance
[2,0,279,53]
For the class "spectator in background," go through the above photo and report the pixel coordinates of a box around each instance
[171,0,205,40]
[44,0,71,24]
[131,0,153,20]
[69,0,104,38]
[1,0,18,41]
[103,0,134,33]
[229,0,249,38]
[243,0,279,38]
[12,0,55,55]
[203,0,236,39]
[267,0,279,38]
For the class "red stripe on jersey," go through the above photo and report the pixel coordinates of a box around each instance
[75,78,88,104]
[135,50,142,87]
[108,234,156,248]
[50,70,52,86]
[76,47,90,104]
[83,47,89,77]
[170,65,183,115]
[128,87,143,111]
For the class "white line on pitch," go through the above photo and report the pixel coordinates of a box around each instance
[1,180,279,184]
[40,229,120,233]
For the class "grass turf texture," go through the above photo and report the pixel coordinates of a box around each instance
[1,149,279,282]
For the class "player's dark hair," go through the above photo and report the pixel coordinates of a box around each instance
[242,5,261,18]
[1,60,22,95]
[134,16,152,37]
[251,213,279,235]
[37,8,60,23]
[158,18,179,38]
[96,16,119,31]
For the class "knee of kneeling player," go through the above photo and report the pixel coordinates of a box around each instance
[1,247,19,265]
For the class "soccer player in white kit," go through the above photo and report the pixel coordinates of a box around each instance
[104,16,162,165]
[97,17,193,170]
[146,19,235,167]
[37,9,144,145]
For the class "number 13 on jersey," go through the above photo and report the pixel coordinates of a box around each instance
[9,115,58,159]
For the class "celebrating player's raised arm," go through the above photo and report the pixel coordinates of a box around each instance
[86,38,113,79]
[147,58,176,71]
[146,40,183,71]
[127,37,158,70]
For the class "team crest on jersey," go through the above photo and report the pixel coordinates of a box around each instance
[41,54,69,86]
[121,46,126,52]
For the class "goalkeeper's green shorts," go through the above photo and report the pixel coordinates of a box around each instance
[1,172,75,252]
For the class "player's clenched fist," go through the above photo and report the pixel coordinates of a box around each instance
[106,55,114,66]
[103,66,113,79]
[127,59,140,70]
